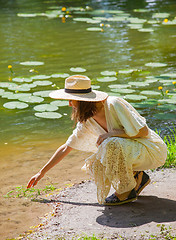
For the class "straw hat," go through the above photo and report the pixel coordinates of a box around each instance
[49,75,108,102]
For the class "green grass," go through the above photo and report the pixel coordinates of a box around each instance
[156,125,176,168]
[3,184,57,199]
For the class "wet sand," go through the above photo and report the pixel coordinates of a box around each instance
[0,140,91,240]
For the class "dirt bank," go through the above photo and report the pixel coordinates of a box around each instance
[19,168,176,240]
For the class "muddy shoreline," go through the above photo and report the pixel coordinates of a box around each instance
[0,141,91,240]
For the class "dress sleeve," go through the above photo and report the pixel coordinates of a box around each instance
[110,97,147,137]
[65,122,98,152]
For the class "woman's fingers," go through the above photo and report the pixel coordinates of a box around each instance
[27,175,39,188]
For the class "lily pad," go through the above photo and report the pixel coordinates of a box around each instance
[128,17,147,24]
[160,73,176,78]
[90,9,124,15]
[138,28,154,32]
[70,67,86,72]
[152,13,170,18]
[107,16,127,22]
[128,82,149,87]
[86,19,101,24]
[91,85,100,90]
[12,77,33,83]
[73,17,93,22]
[8,85,31,92]
[33,90,52,97]
[3,101,29,109]
[158,99,176,104]
[110,88,135,94]
[0,89,5,95]
[51,73,70,78]
[33,104,58,112]
[0,82,18,88]
[118,69,134,74]
[50,100,68,107]
[86,27,103,32]
[35,112,62,119]
[145,78,159,83]
[18,96,44,103]
[154,113,176,120]
[124,94,147,101]
[133,9,150,13]
[1,92,15,99]
[147,20,160,24]
[14,93,32,98]
[100,71,116,76]
[140,90,161,96]
[20,61,44,66]
[162,20,176,25]
[17,13,37,17]
[157,104,176,110]
[108,84,130,89]
[33,80,53,86]
[97,76,117,82]
[127,24,143,29]
[31,75,51,80]
[106,92,122,97]
[145,62,167,67]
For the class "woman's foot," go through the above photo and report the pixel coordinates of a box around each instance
[104,189,137,206]
[134,171,151,196]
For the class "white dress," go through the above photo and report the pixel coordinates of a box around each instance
[66,96,167,204]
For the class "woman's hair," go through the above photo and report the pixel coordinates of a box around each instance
[71,101,100,123]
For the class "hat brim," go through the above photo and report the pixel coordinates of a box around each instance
[49,89,108,102]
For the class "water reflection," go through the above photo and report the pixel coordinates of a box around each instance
[0,0,175,146]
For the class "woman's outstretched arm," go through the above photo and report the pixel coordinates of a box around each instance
[27,144,72,188]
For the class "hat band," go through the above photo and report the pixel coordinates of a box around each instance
[64,88,92,94]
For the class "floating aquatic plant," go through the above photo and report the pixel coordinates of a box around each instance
[110,88,135,94]
[3,101,29,109]
[140,90,161,97]
[33,90,53,97]
[50,100,68,107]
[31,75,51,80]
[97,76,117,82]
[138,28,154,32]
[18,96,44,103]
[70,67,86,72]
[33,104,58,112]
[152,13,170,19]
[33,80,53,86]
[145,62,167,67]
[108,84,130,89]
[124,94,147,101]
[86,27,103,32]
[51,73,69,78]
[100,71,116,76]
[20,61,44,66]
[35,112,62,119]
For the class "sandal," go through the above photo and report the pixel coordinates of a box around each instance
[134,171,151,196]
[104,189,137,206]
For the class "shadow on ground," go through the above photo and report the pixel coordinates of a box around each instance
[97,195,176,228]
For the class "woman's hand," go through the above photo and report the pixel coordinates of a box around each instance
[27,172,44,189]
[96,132,112,146]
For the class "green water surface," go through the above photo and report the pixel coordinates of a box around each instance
[0,0,176,146]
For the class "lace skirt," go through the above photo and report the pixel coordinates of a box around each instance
[83,136,167,204]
